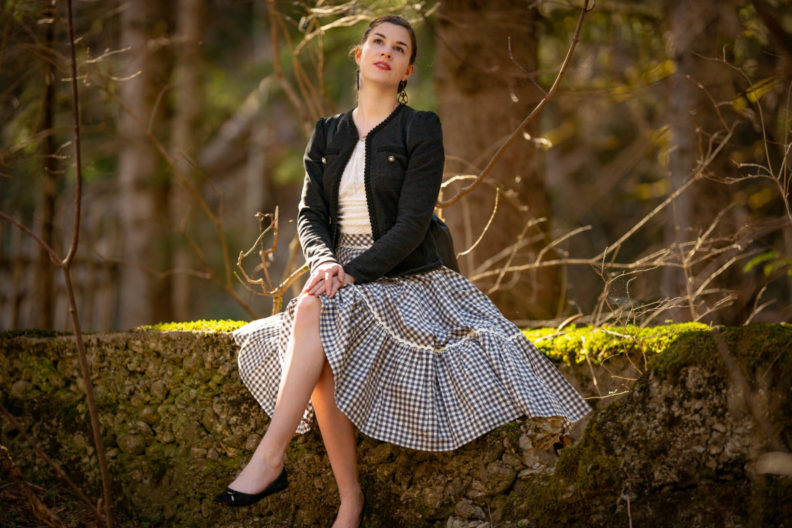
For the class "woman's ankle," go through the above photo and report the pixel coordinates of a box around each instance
[338,485,364,504]
[251,440,286,472]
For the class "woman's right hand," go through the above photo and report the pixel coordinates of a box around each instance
[302,261,350,298]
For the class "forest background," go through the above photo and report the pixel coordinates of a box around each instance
[1,0,791,333]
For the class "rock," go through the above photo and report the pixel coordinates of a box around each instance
[136,421,154,436]
[151,380,168,400]
[502,452,524,470]
[156,428,174,444]
[485,461,517,494]
[518,434,533,451]
[447,517,490,528]
[455,499,486,520]
[117,434,146,455]
[183,354,201,373]
[466,479,488,500]
[366,442,395,464]
[139,406,158,425]
[2,325,789,527]
[421,481,447,511]
[244,433,261,451]
[10,379,31,399]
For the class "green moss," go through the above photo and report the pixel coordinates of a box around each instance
[523,322,710,366]
[135,319,247,333]
[650,323,792,381]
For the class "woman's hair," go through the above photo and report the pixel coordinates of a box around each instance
[351,15,417,92]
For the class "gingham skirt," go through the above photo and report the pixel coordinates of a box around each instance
[232,233,591,451]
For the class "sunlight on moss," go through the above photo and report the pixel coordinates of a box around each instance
[136,319,247,332]
[523,322,711,366]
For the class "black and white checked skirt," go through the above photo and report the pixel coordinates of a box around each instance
[233,233,591,451]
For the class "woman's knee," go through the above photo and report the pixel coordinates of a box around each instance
[294,293,321,325]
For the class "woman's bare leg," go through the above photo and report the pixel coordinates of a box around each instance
[312,361,364,527]
[228,294,326,493]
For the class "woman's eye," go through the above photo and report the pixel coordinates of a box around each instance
[394,46,404,53]
[373,37,383,44]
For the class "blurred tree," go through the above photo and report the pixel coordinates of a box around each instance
[435,0,559,320]
[34,3,57,329]
[661,0,741,320]
[169,0,204,321]
[117,0,172,328]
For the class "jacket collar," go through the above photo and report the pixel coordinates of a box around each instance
[333,104,406,144]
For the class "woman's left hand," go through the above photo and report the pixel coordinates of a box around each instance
[302,261,355,298]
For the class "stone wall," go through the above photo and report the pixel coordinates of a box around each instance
[1,324,790,527]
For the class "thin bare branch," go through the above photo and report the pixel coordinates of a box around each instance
[438,0,593,207]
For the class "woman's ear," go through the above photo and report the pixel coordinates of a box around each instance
[403,63,415,82]
[354,46,362,67]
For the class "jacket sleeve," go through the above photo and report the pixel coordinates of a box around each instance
[297,117,338,273]
[344,111,444,283]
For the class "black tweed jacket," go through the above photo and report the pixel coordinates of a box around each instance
[297,104,445,284]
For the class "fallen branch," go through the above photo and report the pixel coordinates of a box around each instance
[0,443,66,528]
[0,402,100,522]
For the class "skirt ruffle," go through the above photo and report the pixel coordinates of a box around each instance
[233,233,591,451]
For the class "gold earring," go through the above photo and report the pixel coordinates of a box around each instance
[398,89,408,105]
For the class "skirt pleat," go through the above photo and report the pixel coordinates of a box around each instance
[233,233,591,451]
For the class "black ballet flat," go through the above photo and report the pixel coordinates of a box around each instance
[213,467,289,507]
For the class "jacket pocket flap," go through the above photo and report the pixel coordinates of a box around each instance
[376,145,407,155]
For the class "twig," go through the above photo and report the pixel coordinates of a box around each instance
[0,403,99,520]
[457,188,500,256]
[0,444,65,528]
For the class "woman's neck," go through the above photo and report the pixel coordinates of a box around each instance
[353,88,399,138]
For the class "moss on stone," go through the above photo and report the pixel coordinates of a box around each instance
[523,322,710,366]
[649,322,792,381]
[135,319,248,332]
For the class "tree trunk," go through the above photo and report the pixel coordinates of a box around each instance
[169,0,204,322]
[36,6,57,330]
[661,0,739,322]
[118,0,171,328]
[434,0,558,320]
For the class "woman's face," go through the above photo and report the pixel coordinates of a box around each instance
[355,22,415,91]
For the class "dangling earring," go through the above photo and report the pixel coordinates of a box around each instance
[356,70,360,91]
[397,80,408,105]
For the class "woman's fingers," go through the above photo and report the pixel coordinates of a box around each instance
[302,273,321,293]
[329,276,342,297]
[303,261,351,297]
[306,276,349,297]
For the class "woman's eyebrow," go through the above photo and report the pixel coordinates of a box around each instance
[373,32,409,48]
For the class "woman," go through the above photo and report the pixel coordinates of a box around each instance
[215,15,591,527]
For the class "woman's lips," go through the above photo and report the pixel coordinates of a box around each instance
[373,61,391,71]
